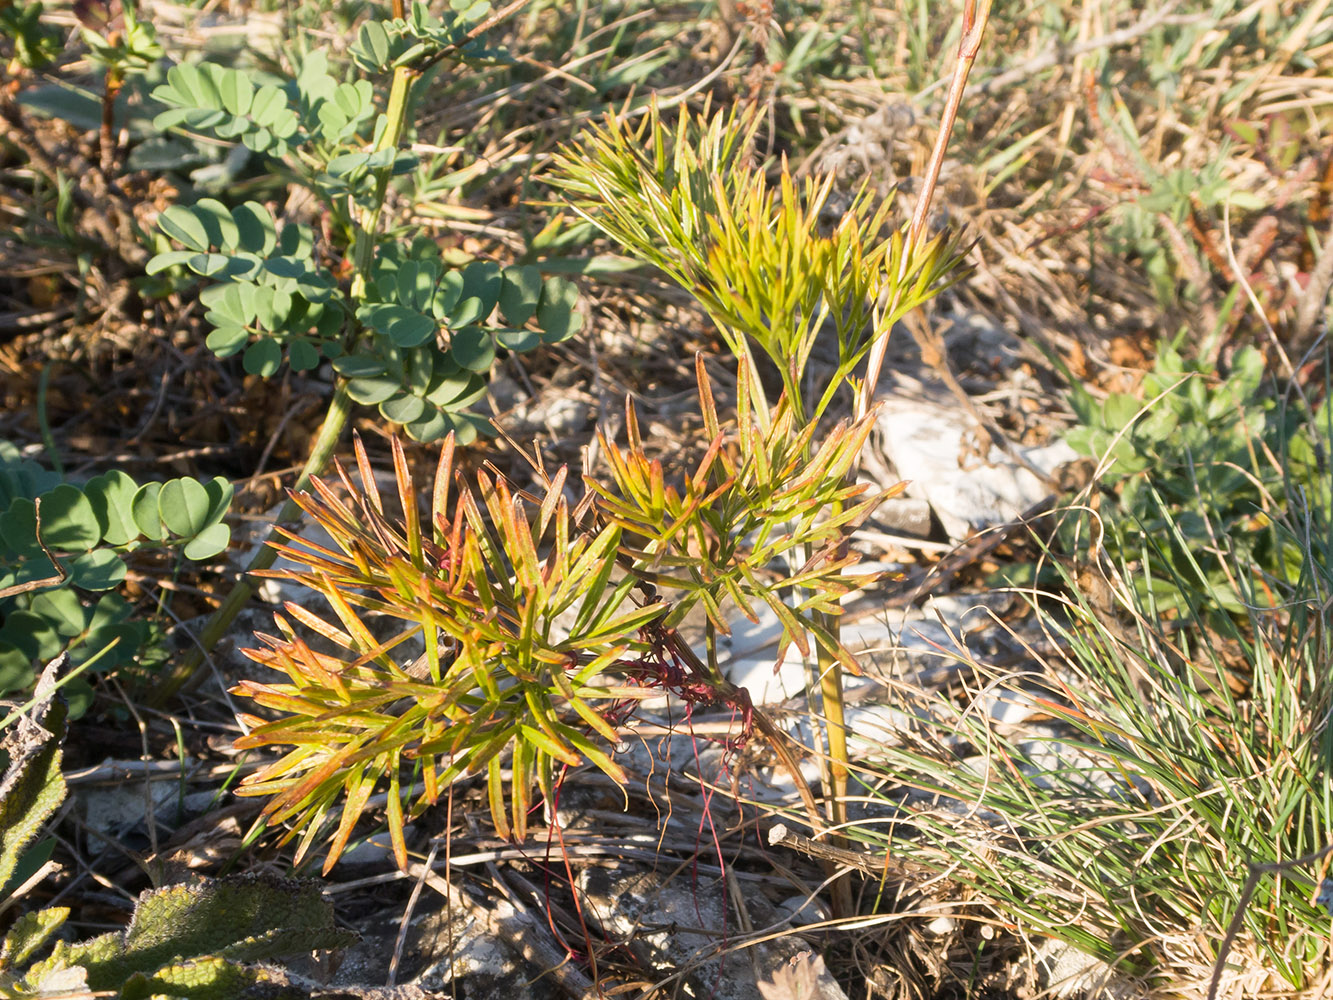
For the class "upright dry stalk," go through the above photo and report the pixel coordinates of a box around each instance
[817,0,992,888]
[857,0,993,421]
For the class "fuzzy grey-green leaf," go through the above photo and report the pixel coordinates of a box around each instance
[0,660,67,898]
[158,205,210,252]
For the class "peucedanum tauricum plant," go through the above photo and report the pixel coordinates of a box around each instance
[549,100,966,835]
[233,358,890,870]
[233,102,967,871]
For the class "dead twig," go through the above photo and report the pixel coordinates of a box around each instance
[766,823,939,884]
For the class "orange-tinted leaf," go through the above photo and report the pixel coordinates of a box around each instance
[326,762,375,870]
[390,436,422,569]
[344,435,378,516]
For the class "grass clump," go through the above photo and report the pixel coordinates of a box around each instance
[854,362,1333,993]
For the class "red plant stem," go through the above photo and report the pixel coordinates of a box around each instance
[655,622,825,830]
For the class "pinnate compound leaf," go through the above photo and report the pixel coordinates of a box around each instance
[150,61,302,158]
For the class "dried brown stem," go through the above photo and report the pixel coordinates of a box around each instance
[857,0,993,421]
[767,823,939,884]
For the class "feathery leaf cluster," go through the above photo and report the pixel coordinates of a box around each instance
[550,100,968,423]
[589,359,900,673]
[234,437,664,869]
